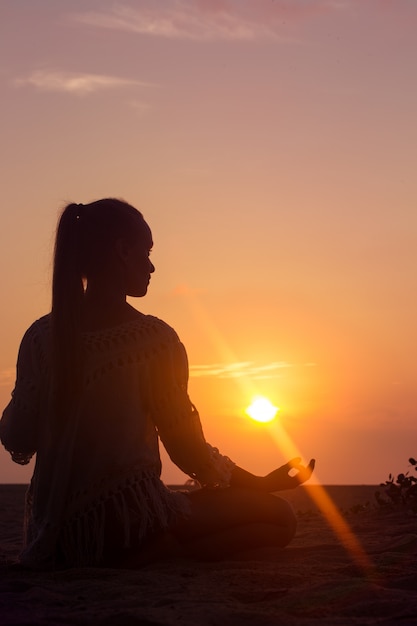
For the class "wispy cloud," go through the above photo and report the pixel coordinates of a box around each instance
[73,0,413,45]
[190,361,295,379]
[72,0,310,42]
[14,70,148,96]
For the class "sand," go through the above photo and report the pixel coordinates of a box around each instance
[1,484,417,625]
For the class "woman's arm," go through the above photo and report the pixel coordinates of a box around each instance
[0,323,43,464]
[148,334,235,486]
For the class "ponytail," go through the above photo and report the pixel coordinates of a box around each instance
[51,203,85,431]
[50,198,145,432]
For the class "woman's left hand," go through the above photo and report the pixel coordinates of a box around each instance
[262,458,316,492]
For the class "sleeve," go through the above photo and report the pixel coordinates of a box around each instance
[0,325,43,465]
[148,332,235,487]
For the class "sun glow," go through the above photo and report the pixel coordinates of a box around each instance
[245,396,279,423]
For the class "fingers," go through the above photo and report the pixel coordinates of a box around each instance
[289,458,316,486]
[288,457,315,472]
[299,459,316,483]
[287,457,302,470]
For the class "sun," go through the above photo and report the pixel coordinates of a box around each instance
[245,396,279,423]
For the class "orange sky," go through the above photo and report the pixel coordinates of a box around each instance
[1,0,416,485]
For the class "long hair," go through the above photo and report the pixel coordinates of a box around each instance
[50,198,145,432]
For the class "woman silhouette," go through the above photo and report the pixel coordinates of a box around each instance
[1,198,315,569]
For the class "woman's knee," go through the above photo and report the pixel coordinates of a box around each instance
[274,496,297,539]
[174,487,297,541]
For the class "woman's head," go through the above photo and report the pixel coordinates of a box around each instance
[53,198,154,302]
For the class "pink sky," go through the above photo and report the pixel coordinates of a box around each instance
[1,0,417,485]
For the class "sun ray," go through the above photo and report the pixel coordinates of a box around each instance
[180,286,374,575]
[178,284,258,398]
[267,421,374,575]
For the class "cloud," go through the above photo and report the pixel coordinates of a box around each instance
[72,1,350,43]
[189,360,294,379]
[14,70,148,96]
[72,1,292,42]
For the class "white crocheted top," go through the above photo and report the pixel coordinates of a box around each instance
[0,314,235,568]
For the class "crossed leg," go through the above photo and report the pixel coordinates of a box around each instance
[170,487,297,560]
[114,487,297,567]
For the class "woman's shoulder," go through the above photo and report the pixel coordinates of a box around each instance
[143,314,178,336]
[14,315,51,365]
[20,314,51,343]
[133,314,181,346]
[24,312,179,341]
[81,312,181,348]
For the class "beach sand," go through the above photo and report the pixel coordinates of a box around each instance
[1,484,417,625]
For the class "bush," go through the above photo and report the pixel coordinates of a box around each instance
[375,457,417,512]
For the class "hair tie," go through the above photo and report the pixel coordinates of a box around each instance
[75,203,83,220]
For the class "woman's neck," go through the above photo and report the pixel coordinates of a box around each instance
[81,290,141,331]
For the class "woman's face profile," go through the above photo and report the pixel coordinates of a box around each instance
[121,221,155,298]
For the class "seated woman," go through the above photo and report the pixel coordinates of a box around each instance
[0,198,315,569]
